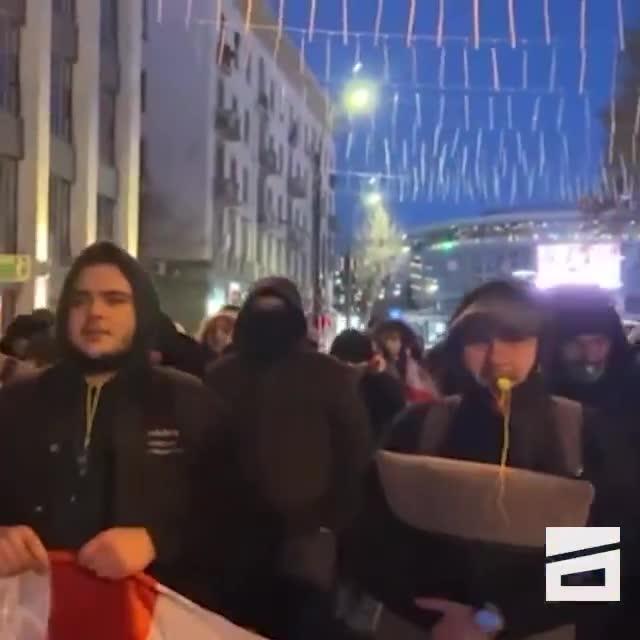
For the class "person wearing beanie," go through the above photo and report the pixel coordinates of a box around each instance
[340,280,636,640]
[331,329,406,441]
[206,277,371,639]
[0,242,230,611]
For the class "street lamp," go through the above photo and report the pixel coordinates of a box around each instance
[363,191,382,207]
[343,79,378,116]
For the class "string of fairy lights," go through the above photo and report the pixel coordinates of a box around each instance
[160,0,638,207]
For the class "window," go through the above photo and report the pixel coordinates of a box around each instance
[142,0,148,40]
[242,166,249,203]
[97,196,116,241]
[267,187,273,210]
[231,95,238,113]
[241,219,250,261]
[0,18,19,115]
[277,194,283,221]
[100,0,118,49]
[243,110,250,143]
[48,176,72,264]
[278,144,283,172]
[245,54,252,83]
[99,86,117,164]
[230,156,237,181]
[0,157,18,253]
[269,80,275,110]
[51,56,73,141]
[139,137,146,180]
[53,0,75,16]
[217,78,225,109]
[258,57,265,93]
[141,71,147,112]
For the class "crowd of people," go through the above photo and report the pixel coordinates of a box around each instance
[0,240,639,640]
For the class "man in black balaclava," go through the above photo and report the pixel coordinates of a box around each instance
[206,277,371,639]
[0,242,229,611]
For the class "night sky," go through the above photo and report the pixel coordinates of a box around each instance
[267,0,640,234]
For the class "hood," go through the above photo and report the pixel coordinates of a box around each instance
[443,280,547,391]
[449,280,546,343]
[545,285,632,391]
[153,312,207,378]
[545,286,627,345]
[56,242,161,372]
[233,277,308,359]
[373,320,416,345]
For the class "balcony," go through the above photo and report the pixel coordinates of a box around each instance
[259,148,279,175]
[287,226,304,249]
[257,91,269,112]
[287,175,307,199]
[215,109,241,142]
[258,205,276,227]
[214,178,242,207]
[288,122,299,147]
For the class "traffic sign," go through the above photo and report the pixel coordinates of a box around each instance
[0,255,31,283]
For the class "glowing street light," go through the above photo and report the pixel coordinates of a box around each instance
[363,191,382,207]
[343,79,377,115]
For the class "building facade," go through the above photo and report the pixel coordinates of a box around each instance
[404,208,640,319]
[140,0,336,331]
[0,0,142,330]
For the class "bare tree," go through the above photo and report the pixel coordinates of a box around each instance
[353,203,404,318]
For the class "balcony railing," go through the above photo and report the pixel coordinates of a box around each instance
[215,109,241,142]
[214,178,242,207]
[259,148,279,175]
[287,175,307,199]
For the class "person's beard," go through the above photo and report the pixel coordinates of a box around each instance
[67,342,136,374]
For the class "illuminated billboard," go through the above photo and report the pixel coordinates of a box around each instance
[536,244,622,290]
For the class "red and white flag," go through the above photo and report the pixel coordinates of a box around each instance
[0,553,267,640]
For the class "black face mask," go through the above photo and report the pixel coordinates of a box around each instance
[237,308,303,362]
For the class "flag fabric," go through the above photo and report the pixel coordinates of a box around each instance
[0,552,268,640]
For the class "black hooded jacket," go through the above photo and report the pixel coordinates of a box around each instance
[205,278,371,627]
[545,286,640,419]
[0,243,229,610]
[341,280,637,640]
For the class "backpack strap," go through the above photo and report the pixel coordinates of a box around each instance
[549,395,584,478]
[417,395,461,454]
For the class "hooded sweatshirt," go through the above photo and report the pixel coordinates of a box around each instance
[545,286,640,418]
[343,280,636,640]
[206,278,371,633]
[0,243,226,610]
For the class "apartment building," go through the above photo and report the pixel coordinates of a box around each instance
[140,0,336,331]
[0,0,142,329]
